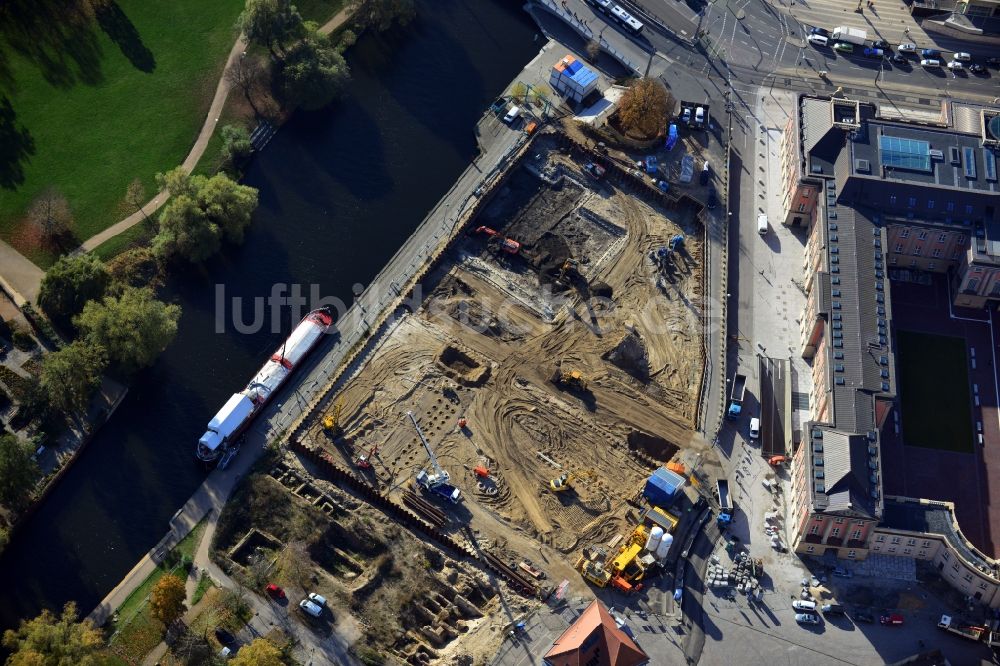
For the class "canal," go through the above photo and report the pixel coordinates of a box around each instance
[0,0,540,631]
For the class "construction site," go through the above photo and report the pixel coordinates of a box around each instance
[282,130,713,662]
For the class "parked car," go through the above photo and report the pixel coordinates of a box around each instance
[891,53,909,64]
[299,599,323,617]
[853,612,875,623]
[707,187,718,210]
[953,51,972,61]
[503,105,521,124]
[792,600,817,611]
[871,39,890,49]
[833,42,854,54]
[700,161,711,185]
[920,48,940,58]
[863,47,884,58]
[807,34,829,47]
[809,26,830,37]
[749,417,760,439]
[214,627,235,645]
[681,108,692,124]
[897,43,917,53]
[970,63,987,74]
[832,566,853,578]
[795,613,821,625]
[695,106,706,125]
[880,613,904,625]
[265,583,285,599]
[987,57,1000,66]
[822,604,846,616]
[307,592,327,607]
[947,59,964,70]
[920,59,942,68]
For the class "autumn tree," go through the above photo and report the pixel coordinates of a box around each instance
[150,573,187,626]
[277,24,349,111]
[25,187,73,247]
[0,433,39,509]
[617,77,672,139]
[238,0,304,58]
[106,247,163,292]
[2,602,102,666]
[284,539,312,588]
[152,168,259,263]
[37,253,110,328]
[230,638,284,666]
[120,177,151,223]
[586,39,600,62]
[351,0,416,32]
[75,286,181,374]
[221,125,254,172]
[40,340,108,413]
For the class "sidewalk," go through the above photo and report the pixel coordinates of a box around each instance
[0,240,43,305]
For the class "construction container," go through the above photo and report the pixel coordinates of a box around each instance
[549,54,599,104]
[644,526,664,553]
[643,467,686,508]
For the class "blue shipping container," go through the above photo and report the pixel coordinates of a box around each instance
[643,467,685,508]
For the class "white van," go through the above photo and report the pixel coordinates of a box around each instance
[299,599,323,617]
[757,214,769,235]
[503,105,521,124]
[807,34,828,47]
[792,600,817,612]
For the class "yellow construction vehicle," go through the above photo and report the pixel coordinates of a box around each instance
[553,369,588,391]
[556,258,580,287]
[322,399,343,435]
[575,547,612,587]
[549,469,595,492]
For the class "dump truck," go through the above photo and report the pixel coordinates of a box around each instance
[717,479,733,524]
[938,615,986,642]
[727,373,747,419]
[832,26,867,45]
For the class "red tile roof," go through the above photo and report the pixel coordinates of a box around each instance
[543,600,649,666]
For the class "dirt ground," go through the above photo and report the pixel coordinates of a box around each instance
[296,133,708,662]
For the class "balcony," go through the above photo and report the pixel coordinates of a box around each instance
[848,539,867,549]
[804,534,823,544]
[825,536,844,547]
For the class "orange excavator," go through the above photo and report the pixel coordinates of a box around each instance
[475,226,521,254]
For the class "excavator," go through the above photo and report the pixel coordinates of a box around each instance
[474,226,521,254]
[322,399,343,436]
[550,469,596,492]
[555,258,580,287]
[575,525,650,593]
[552,368,587,391]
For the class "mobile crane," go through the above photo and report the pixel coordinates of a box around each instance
[407,411,461,503]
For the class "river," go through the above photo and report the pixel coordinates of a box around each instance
[0,0,540,632]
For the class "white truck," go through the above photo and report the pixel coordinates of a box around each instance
[938,615,986,642]
[832,26,867,45]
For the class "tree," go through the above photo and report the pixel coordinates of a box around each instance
[40,341,108,413]
[221,125,254,172]
[350,0,416,32]
[238,0,304,58]
[284,539,312,587]
[120,178,151,223]
[150,573,187,626]
[25,188,73,248]
[37,254,110,328]
[226,53,271,117]
[107,247,163,292]
[586,39,600,62]
[0,434,39,508]
[2,602,102,666]
[152,169,259,262]
[616,77,671,139]
[75,287,180,374]
[230,638,283,666]
[278,26,349,111]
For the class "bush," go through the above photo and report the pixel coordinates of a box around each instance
[11,330,37,352]
[20,304,66,350]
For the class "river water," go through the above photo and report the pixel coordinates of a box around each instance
[0,0,540,631]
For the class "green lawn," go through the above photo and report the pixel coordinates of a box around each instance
[896,330,974,453]
[0,0,244,266]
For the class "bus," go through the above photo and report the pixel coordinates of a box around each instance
[609,4,644,34]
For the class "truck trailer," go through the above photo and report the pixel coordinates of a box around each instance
[937,615,986,642]
[727,373,747,419]
[832,26,867,45]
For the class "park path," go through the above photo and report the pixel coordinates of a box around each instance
[80,6,355,254]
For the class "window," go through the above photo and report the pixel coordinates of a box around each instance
[938,233,947,243]
[932,249,942,258]
[913,246,922,256]
[947,202,956,212]
[806,545,815,553]
[848,550,857,559]
[903,548,912,555]
[966,204,974,215]
[918,550,926,558]
[953,562,960,572]
[891,536,901,544]
[831,528,841,538]
[922,540,931,548]
[917,231,928,241]
[967,278,981,292]
[888,547,897,553]
[810,524,820,535]
[981,582,989,590]
[953,251,961,260]
[958,235,966,245]
[928,199,936,210]
[803,190,811,198]
[834,518,845,525]
[929,262,936,270]
[943,550,950,560]
[895,244,904,253]
[798,203,807,212]
[900,227,909,238]
[964,573,974,582]
[851,529,862,540]
[890,195,898,206]
[876,534,885,542]
[909,197,917,208]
